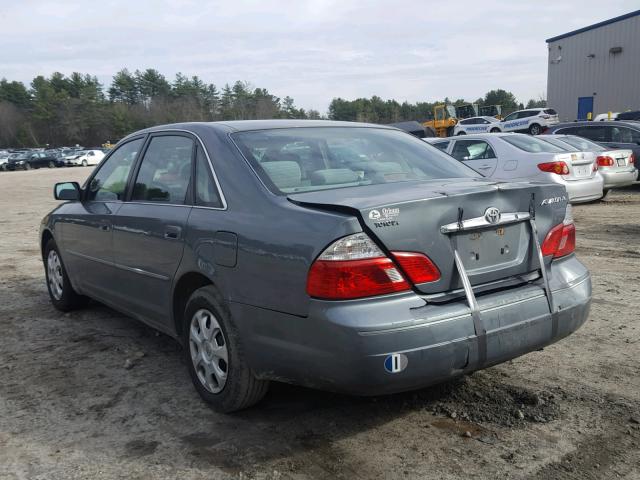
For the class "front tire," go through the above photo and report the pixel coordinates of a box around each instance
[456,131,466,136]
[44,239,87,311]
[529,123,542,135]
[82,159,88,167]
[48,161,55,168]
[24,162,31,170]
[490,128,501,133]
[183,286,269,412]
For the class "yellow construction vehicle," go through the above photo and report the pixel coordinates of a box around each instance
[422,104,458,137]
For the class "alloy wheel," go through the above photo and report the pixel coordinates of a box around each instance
[47,250,64,300]
[189,308,229,393]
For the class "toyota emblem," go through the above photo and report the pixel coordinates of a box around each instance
[484,207,501,224]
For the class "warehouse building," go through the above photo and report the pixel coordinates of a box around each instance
[546,10,640,122]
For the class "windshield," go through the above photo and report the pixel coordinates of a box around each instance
[232,127,479,194]
[501,135,566,153]
[560,136,606,152]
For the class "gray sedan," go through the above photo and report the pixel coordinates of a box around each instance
[537,134,636,196]
[41,121,592,412]
[425,133,604,203]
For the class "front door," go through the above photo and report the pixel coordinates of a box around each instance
[577,96,594,121]
[111,133,195,326]
[59,137,145,300]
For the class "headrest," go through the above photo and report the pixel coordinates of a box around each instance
[261,161,302,189]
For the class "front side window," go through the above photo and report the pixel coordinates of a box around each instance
[232,127,478,194]
[451,140,496,161]
[86,138,143,201]
[501,135,565,153]
[611,127,640,144]
[132,135,194,204]
[576,126,607,142]
[503,112,518,121]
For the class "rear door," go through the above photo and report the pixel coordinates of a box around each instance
[110,133,194,326]
[450,139,498,176]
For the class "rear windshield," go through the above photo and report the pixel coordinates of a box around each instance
[232,127,479,194]
[501,135,566,153]
[561,136,606,152]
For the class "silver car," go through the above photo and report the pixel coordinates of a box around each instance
[538,134,636,196]
[425,133,604,203]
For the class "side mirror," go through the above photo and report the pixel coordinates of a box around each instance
[54,182,81,201]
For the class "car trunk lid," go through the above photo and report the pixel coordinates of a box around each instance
[289,179,568,296]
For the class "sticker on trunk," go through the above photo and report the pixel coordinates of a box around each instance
[369,207,400,228]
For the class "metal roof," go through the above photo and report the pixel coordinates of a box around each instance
[546,9,640,43]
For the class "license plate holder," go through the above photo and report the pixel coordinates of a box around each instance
[455,223,528,273]
[617,158,626,167]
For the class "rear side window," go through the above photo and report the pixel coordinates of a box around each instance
[576,126,607,142]
[432,141,450,151]
[562,136,605,152]
[544,109,558,115]
[501,135,565,153]
[611,127,640,144]
[132,135,194,204]
[451,140,496,161]
[232,127,478,194]
[87,138,143,201]
[195,146,223,208]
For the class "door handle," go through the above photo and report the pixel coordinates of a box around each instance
[164,225,182,240]
[477,165,493,170]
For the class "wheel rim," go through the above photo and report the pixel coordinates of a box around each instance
[82,160,87,166]
[531,125,540,135]
[47,250,64,300]
[189,309,228,393]
[49,161,54,168]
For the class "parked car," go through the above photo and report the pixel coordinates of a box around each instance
[7,151,65,170]
[594,112,619,122]
[0,151,10,171]
[63,149,104,166]
[544,121,640,179]
[492,108,559,135]
[41,121,592,412]
[538,135,636,196]
[617,110,640,121]
[452,116,501,136]
[424,133,603,203]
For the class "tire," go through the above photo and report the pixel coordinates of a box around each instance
[183,286,269,412]
[529,123,542,135]
[82,159,88,167]
[456,131,466,136]
[48,161,55,168]
[44,238,87,312]
[24,162,31,170]
[601,189,611,200]
[490,128,501,133]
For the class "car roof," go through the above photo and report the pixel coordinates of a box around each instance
[552,120,640,129]
[461,116,499,122]
[132,120,396,137]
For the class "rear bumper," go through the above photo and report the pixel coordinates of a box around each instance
[233,255,591,395]
[599,168,637,189]
[561,175,603,203]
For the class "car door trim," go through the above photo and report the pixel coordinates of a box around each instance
[66,249,170,281]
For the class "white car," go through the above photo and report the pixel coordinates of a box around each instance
[594,112,619,121]
[424,133,603,203]
[494,108,559,135]
[68,149,105,166]
[452,116,501,136]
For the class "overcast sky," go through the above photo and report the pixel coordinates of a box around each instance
[1,1,638,113]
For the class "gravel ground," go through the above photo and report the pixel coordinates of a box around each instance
[1,167,639,480]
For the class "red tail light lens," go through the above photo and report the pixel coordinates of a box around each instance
[596,155,614,167]
[307,258,409,299]
[629,153,635,165]
[392,252,441,284]
[541,223,576,258]
[538,161,569,175]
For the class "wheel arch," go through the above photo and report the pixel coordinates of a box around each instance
[172,271,220,340]
[41,229,54,260]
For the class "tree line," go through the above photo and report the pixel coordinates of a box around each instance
[0,69,545,148]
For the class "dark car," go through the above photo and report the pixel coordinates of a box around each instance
[617,111,640,121]
[7,151,65,170]
[544,121,640,179]
[41,121,592,412]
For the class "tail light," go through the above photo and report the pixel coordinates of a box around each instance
[306,233,440,300]
[596,155,614,167]
[629,153,635,165]
[541,114,550,119]
[538,161,569,175]
[541,206,576,258]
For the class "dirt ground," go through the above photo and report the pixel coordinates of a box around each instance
[0,167,639,480]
